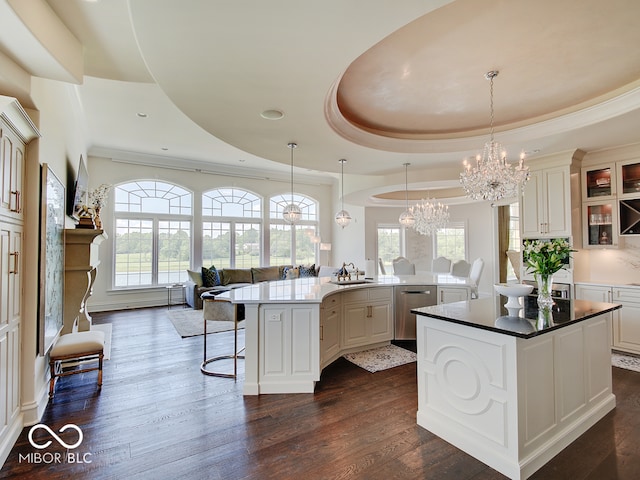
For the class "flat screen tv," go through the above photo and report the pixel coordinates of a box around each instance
[70,155,89,221]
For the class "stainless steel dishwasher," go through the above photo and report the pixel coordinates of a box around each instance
[394,285,437,340]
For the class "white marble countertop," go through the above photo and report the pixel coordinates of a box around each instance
[218,274,473,304]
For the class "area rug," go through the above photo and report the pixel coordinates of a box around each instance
[343,344,417,373]
[167,308,245,338]
[612,353,640,372]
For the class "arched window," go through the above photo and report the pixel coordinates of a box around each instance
[114,181,192,287]
[270,193,319,266]
[202,188,262,268]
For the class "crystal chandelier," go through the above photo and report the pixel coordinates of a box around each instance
[411,198,449,236]
[335,158,351,228]
[283,142,302,224]
[398,163,416,228]
[460,71,529,201]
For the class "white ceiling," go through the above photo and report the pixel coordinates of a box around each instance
[6,0,640,204]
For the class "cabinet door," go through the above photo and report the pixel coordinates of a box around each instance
[583,201,617,248]
[320,306,341,367]
[612,302,640,355]
[616,159,640,199]
[544,166,570,236]
[0,128,24,220]
[342,304,368,347]
[369,302,393,343]
[521,170,544,237]
[582,164,615,201]
[522,166,571,237]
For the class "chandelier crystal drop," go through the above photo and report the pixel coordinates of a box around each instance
[283,142,302,224]
[411,199,450,236]
[459,70,530,202]
[335,158,351,228]
[399,163,416,228]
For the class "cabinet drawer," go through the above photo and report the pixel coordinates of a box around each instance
[343,287,393,304]
[612,287,640,303]
[322,292,341,309]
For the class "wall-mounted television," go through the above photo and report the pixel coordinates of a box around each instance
[70,155,89,221]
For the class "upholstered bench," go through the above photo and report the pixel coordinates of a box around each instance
[49,330,105,398]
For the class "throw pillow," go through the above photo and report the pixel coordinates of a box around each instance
[220,268,253,285]
[187,269,203,287]
[201,265,221,287]
[283,266,299,279]
[298,264,316,278]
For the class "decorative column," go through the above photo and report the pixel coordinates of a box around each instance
[63,229,107,333]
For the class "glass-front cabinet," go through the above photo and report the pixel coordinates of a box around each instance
[617,159,640,198]
[583,201,618,248]
[582,163,615,201]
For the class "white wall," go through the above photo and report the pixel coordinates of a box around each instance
[365,201,496,295]
[21,77,88,424]
[86,155,335,311]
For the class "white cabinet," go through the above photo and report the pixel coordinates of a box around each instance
[0,125,25,221]
[575,283,640,354]
[320,293,341,368]
[574,284,613,303]
[437,286,471,304]
[0,97,38,466]
[612,287,640,355]
[342,287,393,348]
[521,166,572,237]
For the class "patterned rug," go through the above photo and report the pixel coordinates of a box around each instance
[612,352,640,372]
[167,308,245,338]
[343,344,417,373]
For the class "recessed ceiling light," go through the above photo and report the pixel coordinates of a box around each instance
[260,109,284,120]
[161,147,168,151]
[137,112,148,118]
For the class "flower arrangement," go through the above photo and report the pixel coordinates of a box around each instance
[522,238,575,277]
[89,184,112,209]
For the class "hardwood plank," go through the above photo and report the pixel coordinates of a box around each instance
[0,306,639,479]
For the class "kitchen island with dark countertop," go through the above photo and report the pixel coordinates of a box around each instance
[412,296,621,480]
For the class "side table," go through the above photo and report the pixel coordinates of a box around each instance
[166,284,186,309]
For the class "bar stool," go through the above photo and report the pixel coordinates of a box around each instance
[200,293,244,378]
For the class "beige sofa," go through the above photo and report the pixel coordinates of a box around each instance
[185,265,291,310]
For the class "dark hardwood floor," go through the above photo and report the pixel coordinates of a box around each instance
[1,307,639,479]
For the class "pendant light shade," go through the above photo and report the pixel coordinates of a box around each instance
[335,159,351,228]
[283,142,302,224]
[399,163,415,228]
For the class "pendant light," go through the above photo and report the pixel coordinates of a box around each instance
[335,158,351,228]
[283,142,302,224]
[398,162,415,228]
[459,70,529,201]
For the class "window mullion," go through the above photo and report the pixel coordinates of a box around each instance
[152,216,159,283]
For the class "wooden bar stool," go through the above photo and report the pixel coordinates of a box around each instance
[200,293,244,378]
[49,330,105,398]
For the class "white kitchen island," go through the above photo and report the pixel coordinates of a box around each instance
[217,274,472,396]
[412,295,621,480]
